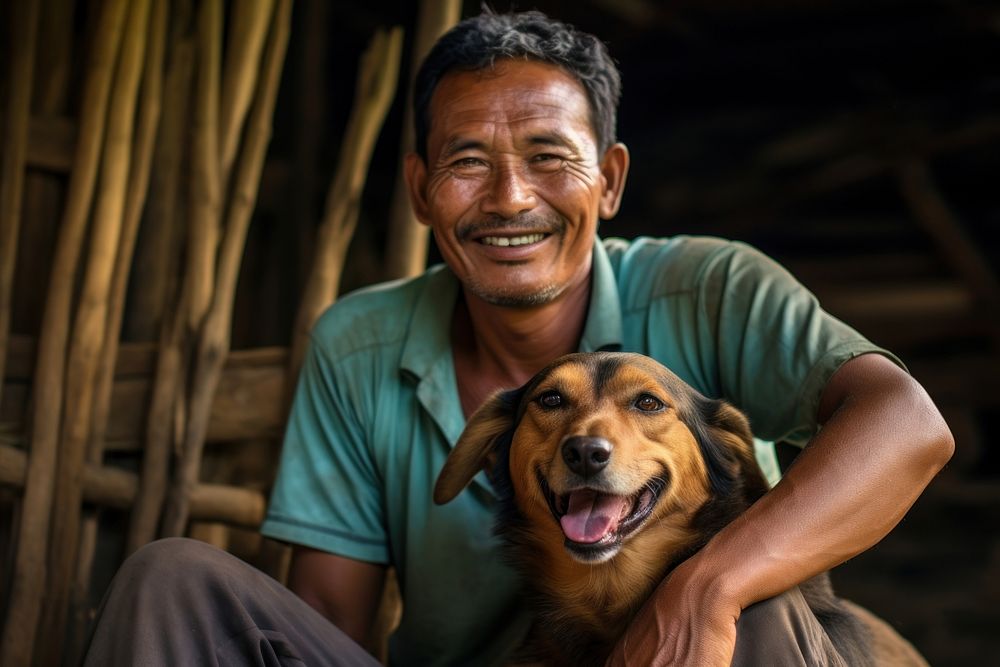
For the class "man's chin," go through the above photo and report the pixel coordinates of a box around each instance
[467,281,563,308]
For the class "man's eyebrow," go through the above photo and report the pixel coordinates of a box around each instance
[438,131,584,159]
[526,131,582,152]
[440,137,485,159]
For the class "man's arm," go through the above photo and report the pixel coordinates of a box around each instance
[287,546,387,647]
[608,353,954,665]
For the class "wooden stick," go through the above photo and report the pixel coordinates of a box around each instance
[185,0,223,333]
[382,0,461,282]
[0,443,266,527]
[40,1,151,660]
[161,0,294,537]
[0,0,41,410]
[288,26,403,386]
[87,0,166,469]
[124,0,194,342]
[125,6,197,554]
[219,0,276,183]
[67,0,167,660]
[0,3,128,664]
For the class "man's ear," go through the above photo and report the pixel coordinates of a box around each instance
[404,152,432,226]
[598,142,630,220]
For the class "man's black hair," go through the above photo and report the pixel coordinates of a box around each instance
[413,10,621,161]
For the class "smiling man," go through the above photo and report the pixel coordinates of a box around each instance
[84,10,952,667]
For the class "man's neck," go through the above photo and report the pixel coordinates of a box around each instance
[452,277,591,418]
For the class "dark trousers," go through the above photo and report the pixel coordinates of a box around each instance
[81,538,847,666]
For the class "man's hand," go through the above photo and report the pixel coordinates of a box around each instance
[606,558,739,667]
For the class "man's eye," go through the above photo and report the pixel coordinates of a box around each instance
[531,153,562,165]
[537,391,563,409]
[634,394,664,412]
[452,157,487,170]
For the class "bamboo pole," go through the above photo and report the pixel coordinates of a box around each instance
[0,3,128,665]
[66,1,167,660]
[219,0,276,183]
[125,10,196,554]
[287,26,404,386]
[0,1,41,410]
[124,0,194,342]
[0,444,266,528]
[186,0,223,333]
[39,2,151,661]
[161,0,294,537]
[382,0,461,281]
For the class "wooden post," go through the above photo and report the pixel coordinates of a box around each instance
[219,0,276,183]
[39,2,151,662]
[0,2,128,665]
[125,1,196,554]
[382,0,461,281]
[0,443,267,528]
[0,0,41,409]
[185,0,223,334]
[161,0,294,537]
[66,0,168,661]
[124,0,194,342]
[287,26,404,387]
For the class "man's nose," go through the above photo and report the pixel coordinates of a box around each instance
[481,165,537,218]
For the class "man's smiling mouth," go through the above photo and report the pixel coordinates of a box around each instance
[480,233,546,247]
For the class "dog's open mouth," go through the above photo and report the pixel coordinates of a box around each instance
[540,472,667,562]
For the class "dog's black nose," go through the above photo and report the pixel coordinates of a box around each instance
[562,436,612,478]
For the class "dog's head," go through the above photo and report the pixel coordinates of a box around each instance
[434,352,769,565]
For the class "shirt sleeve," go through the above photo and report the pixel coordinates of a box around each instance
[695,241,904,446]
[260,334,389,563]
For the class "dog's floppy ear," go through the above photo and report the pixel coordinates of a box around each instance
[693,398,770,501]
[433,388,521,505]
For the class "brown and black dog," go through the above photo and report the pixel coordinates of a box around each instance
[434,352,926,666]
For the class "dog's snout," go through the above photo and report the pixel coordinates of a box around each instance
[562,436,613,478]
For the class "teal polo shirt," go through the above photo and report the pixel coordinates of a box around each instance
[261,235,897,666]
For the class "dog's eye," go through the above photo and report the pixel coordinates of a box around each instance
[537,391,563,409]
[634,394,664,412]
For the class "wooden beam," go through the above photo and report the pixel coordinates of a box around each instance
[2,336,288,447]
[816,282,974,321]
[0,443,265,527]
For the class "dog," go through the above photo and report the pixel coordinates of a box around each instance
[434,352,927,666]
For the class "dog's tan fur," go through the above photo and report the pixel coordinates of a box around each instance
[435,352,925,666]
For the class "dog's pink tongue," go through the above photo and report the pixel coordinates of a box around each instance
[560,490,627,543]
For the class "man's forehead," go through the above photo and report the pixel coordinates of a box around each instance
[427,61,595,145]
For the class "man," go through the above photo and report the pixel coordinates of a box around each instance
[84,10,952,666]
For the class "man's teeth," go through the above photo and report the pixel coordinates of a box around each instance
[480,233,545,247]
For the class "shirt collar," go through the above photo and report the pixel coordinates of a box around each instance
[400,238,624,445]
[579,238,623,353]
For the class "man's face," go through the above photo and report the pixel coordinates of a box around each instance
[406,59,628,307]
